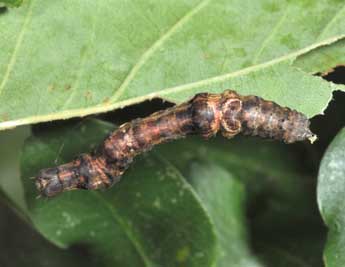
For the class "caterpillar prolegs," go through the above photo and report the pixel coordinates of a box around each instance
[35,90,315,197]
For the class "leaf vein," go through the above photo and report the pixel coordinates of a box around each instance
[0,0,35,97]
[109,0,212,102]
[251,8,290,64]
[317,3,345,40]
[62,2,101,109]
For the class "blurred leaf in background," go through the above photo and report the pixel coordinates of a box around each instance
[0,126,30,210]
[318,128,345,267]
[158,135,326,267]
[0,0,23,8]
[0,189,95,267]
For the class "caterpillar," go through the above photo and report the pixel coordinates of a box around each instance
[35,90,315,197]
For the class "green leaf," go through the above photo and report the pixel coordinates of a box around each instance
[0,0,23,7]
[317,128,345,267]
[0,125,30,211]
[158,136,325,267]
[0,189,95,267]
[294,38,345,74]
[187,162,263,267]
[20,119,216,267]
[0,0,345,130]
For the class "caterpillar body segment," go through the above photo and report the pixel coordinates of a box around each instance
[35,90,314,197]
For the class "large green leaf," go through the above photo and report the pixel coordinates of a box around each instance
[20,119,216,267]
[158,136,325,267]
[317,128,345,267]
[0,0,345,130]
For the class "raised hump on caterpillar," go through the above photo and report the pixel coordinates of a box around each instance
[35,90,316,198]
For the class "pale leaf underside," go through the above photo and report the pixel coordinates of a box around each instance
[0,0,344,130]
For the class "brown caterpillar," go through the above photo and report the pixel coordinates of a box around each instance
[35,90,315,197]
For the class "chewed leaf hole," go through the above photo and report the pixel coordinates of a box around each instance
[320,65,345,84]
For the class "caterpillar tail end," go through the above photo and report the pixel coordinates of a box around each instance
[308,133,318,144]
[296,122,317,144]
[299,118,317,144]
